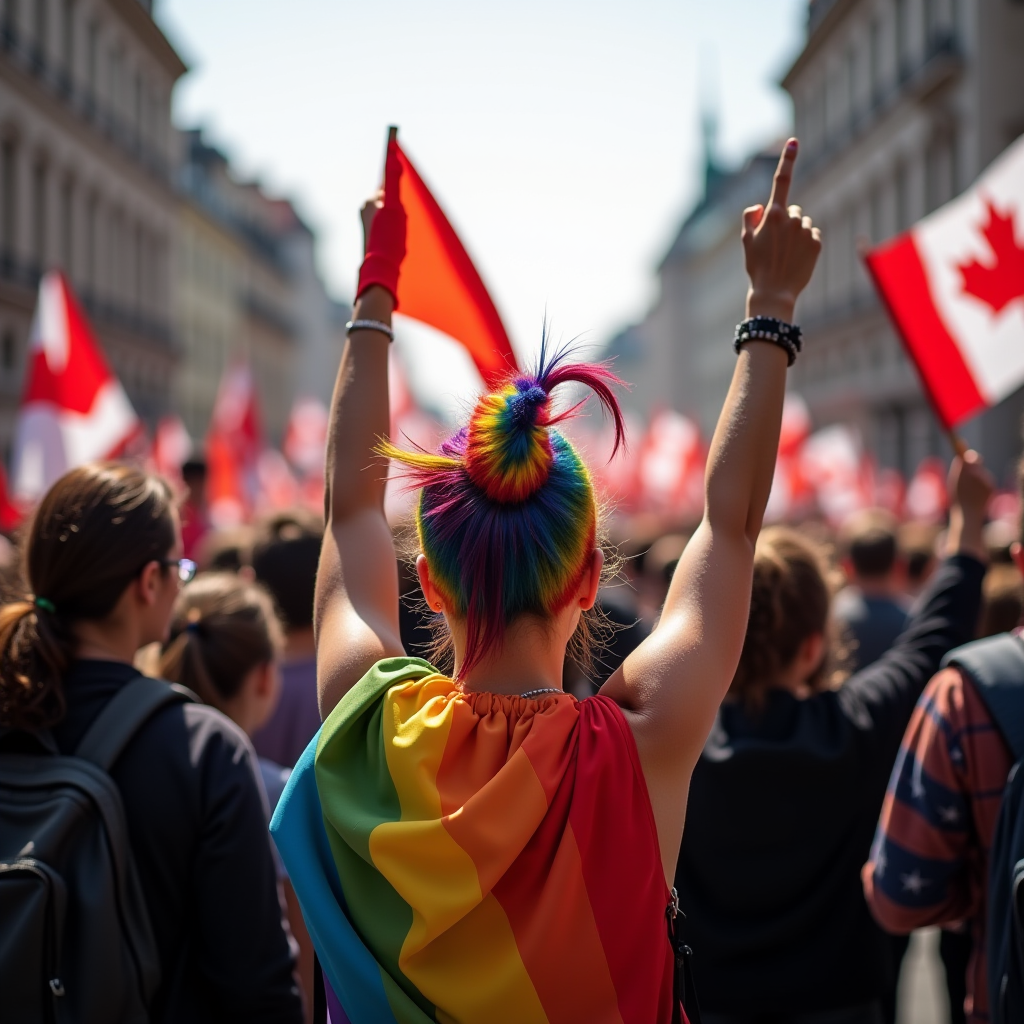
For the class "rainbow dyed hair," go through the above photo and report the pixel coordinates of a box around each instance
[381,342,625,678]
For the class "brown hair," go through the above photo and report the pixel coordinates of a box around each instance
[729,526,849,708]
[0,463,176,731]
[157,574,282,713]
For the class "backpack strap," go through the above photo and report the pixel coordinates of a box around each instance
[942,633,1024,762]
[75,677,197,771]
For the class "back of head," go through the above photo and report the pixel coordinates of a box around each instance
[731,526,840,707]
[196,525,253,574]
[251,510,323,631]
[158,573,282,713]
[381,342,625,677]
[840,508,899,581]
[0,463,176,730]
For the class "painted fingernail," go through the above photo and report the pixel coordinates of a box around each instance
[786,139,798,151]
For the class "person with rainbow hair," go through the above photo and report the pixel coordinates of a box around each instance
[271,137,821,1024]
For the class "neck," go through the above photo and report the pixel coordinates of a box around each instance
[284,626,316,663]
[454,616,567,695]
[853,576,897,599]
[74,619,143,666]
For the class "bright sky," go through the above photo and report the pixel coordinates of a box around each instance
[158,0,807,408]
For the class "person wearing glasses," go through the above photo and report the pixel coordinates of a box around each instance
[0,463,302,1024]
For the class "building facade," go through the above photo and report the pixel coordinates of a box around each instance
[176,128,345,448]
[608,145,779,437]
[0,0,185,459]
[783,0,1024,481]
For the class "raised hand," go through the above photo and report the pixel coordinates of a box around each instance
[742,139,822,323]
[356,134,407,306]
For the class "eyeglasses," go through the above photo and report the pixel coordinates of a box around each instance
[160,558,198,583]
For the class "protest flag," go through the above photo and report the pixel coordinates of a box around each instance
[864,134,1024,431]
[386,128,519,388]
[205,361,263,526]
[11,271,141,503]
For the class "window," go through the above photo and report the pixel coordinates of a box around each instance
[59,174,72,271]
[894,0,908,79]
[34,0,46,63]
[85,19,97,99]
[1,330,16,371]
[1,140,15,254]
[32,160,47,268]
[84,192,96,291]
[133,71,141,139]
[894,160,909,232]
[60,0,73,76]
[869,18,882,103]
[3,0,19,41]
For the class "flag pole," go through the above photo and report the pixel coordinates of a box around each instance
[858,239,970,462]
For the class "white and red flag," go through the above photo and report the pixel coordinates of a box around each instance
[151,415,193,483]
[865,134,1024,428]
[12,271,140,503]
[205,361,263,526]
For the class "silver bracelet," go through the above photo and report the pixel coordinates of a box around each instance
[346,319,394,342]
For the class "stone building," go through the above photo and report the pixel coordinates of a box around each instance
[176,128,345,447]
[783,0,1024,481]
[0,0,185,458]
[607,142,779,437]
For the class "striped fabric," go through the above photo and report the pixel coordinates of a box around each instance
[863,666,1014,1023]
[271,657,677,1024]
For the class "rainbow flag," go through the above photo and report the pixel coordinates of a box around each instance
[271,657,677,1023]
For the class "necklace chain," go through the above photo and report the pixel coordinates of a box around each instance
[518,687,564,699]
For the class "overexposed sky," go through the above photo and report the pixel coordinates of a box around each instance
[158,0,806,397]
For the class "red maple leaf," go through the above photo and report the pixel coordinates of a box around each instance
[956,198,1024,314]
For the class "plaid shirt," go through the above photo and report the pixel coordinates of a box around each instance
[862,665,1014,1023]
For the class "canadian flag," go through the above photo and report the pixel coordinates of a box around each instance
[865,134,1024,428]
[12,271,141,503]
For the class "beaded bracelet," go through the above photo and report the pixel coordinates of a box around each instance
[733,316,802,366]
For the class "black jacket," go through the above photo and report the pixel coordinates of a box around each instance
[676,554,985,1015]
[52,660,303,1024]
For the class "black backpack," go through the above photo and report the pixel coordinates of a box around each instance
[0,677,195,1023]
[942,633,1024,1024]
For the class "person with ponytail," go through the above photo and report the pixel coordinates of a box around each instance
[0,463,302,1023]
[156,573,288,806]
[272,137,821,1023]
[675,462,992,1023]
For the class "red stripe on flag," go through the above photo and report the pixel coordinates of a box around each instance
[394,142,518,389]
[864,233,986,429]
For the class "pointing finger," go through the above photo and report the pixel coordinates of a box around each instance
[768,138,798,211]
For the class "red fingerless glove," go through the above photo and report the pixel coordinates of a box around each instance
[356,140,407,306]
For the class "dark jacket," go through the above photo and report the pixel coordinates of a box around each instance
[52,660,303,1024]
[676,554,985,1015]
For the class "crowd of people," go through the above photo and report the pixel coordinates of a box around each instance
[1,136,1023,1024]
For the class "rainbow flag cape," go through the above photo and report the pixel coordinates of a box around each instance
[270,657,677,1023]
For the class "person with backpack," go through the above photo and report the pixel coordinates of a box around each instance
[0,463,303,1024]
[674,453,992,1024]
[863,459,1024,1024]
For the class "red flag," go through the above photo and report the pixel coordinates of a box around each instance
[864,134,1024,429]
[205,362,263,526]
[390,133,518,388]
[12,271,140,502]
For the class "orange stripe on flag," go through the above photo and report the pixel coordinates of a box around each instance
[393,140,518,389]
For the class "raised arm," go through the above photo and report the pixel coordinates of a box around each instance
[601,139,821,875]
[315,143,407,717]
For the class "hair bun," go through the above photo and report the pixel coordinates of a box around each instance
[465,377,554,503]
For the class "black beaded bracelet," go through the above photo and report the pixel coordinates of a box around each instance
[733,316,802,366]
